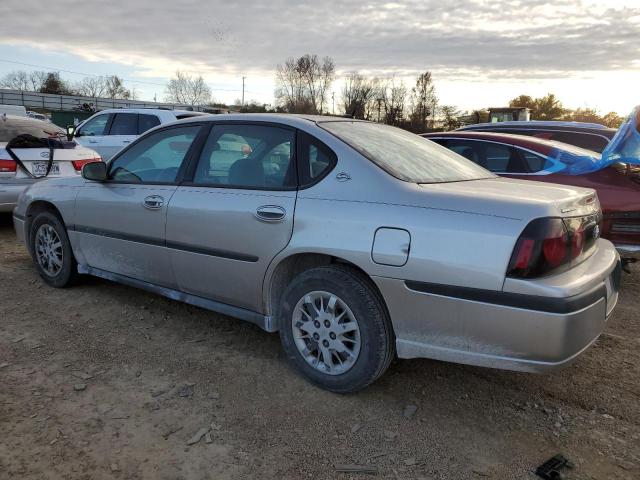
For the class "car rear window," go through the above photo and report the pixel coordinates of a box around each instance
[320,121,494,183]
[0,115,65,142]
[109,113,138,135]
[138,114,161,134]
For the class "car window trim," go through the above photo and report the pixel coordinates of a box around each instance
[104,123,207,186]
[180,121,299,192]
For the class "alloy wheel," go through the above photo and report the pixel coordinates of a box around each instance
[291,290,361,375]
[35,224,64,277]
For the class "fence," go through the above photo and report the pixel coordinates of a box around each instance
[0,88,207,113]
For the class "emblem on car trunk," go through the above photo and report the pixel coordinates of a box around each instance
[336,172,351,182]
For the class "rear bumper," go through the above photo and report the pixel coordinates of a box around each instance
[0,183,29,212]
[375,240,621,373]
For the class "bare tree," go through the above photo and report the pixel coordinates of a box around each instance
[28,71,48,92]
[439,105,462,131]
[165,71,212,106]
[105,75,133,99]
[274,54,335,114]
[275,57,313,113]
[409,71,438,130]
[315,56,335,114]
[0,70,30,91]
[341,73,381,120]
[75,76,107,97]
[381,78,407,126]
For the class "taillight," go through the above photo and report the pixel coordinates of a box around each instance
[72,158,101,171]
[508,215,601,278]
[0,159,17,173]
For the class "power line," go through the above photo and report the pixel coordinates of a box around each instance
[0,58,261,94]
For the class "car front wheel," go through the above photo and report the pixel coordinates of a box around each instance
[278,265,395,393]
[29,211,77,288]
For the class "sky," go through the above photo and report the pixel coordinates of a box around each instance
[0,0,638,115]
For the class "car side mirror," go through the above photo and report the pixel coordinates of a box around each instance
[82,161,107,182]
[66,125,76,141]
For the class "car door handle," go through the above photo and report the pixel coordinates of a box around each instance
[255,205,286,222]
[122,140,131,144]
[143,195,164,210]
[89,139,99,143]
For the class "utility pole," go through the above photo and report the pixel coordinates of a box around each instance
[242,76,246,107]
[332,92,335,115]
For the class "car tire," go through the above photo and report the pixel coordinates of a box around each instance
[278,265,395,393]
[29,211,77,288]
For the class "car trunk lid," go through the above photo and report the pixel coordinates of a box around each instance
[0,143,100,179]
[416,177,600,220]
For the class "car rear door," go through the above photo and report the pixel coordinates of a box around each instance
[165,122,297,312]
[74,113,111,156]
[99,113,139,161]
[73,123,204,287]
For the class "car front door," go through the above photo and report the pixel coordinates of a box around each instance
[165,122,298,311]
[99,113,139,161]
[74,124,204,287]
[74,113,111,157]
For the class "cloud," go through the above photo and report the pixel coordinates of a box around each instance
[0,0,638,82]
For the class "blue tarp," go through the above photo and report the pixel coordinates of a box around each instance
[543,106,640,175]
[601,105,640,166]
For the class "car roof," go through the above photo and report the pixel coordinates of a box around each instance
[458,120,616,133]
[96,108,207,116]
[422,130,581,156]
[169,113,362,129]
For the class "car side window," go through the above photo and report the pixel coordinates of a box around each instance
[446,140,530,173]
[484,143,514,172]
[297,131,337,186]
[109,113,138,136]
[520,149,553,173]
[108,125,201,184]
[138,114,161,135]
[77,114,109,137]
[548,132,609,152]
[427,138,448,147]
[192,124,296,189]
[446,140,485,168]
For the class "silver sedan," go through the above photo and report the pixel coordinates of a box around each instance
[12,114,621,392]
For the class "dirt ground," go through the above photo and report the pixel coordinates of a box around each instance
[0,213,638,480]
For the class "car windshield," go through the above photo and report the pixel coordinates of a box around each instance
[320,121,494,183]
[0,115,65,143]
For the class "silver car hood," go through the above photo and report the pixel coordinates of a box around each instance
[415,177,599,220]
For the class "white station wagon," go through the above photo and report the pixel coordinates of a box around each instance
[72,108,208,160]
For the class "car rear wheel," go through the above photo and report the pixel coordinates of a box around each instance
[278,265,395,393]
[30,211,77,288]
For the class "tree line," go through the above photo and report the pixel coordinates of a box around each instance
[1,62,626,130]
[273,54,449,133]
[506,94,624,128]
[0,70,137,100]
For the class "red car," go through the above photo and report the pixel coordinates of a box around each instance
[421,131,640,260]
